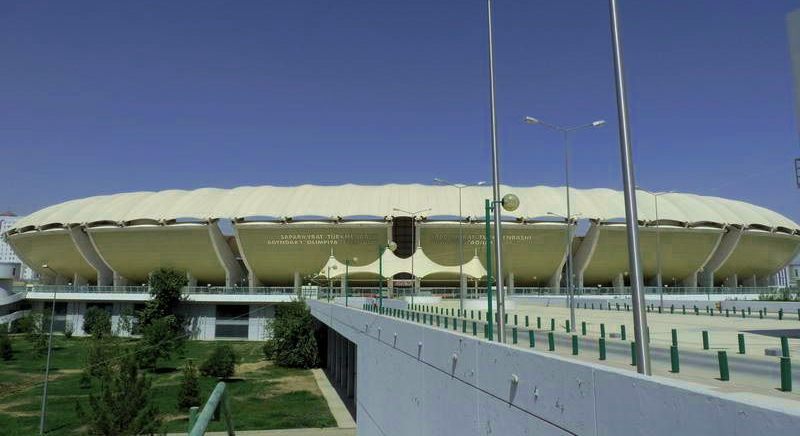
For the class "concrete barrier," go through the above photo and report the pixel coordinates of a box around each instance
[310,300,800,436]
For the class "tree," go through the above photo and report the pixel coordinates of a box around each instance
[136,268,189,370]
[200,344,238,379]
[84,307,112,338]
[177,359,201,409]
[82,354,162,435]
[0,324,12,361]
[27,312,50,356]
[263,301,319,368]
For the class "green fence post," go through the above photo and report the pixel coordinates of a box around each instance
[548,332,555,351]
[682,305,686,315]
[781,336,790,358]
[738,333,745,354]
[702,331,709,350]
[188,406,199,434]
[781,357,792,392]
[471,310,474,319]
[525,315,529,327]
[484,323,489,339]
[514,314,518,326]
[472,321,477,336]
[630,342,637,366]
[742,310,745,319]
[779,308,784,320]
[550,318,555,331]
[670,346,680,373]
[797,308,800,321]
[512,327,518,344]
[599,338,606,360]
[694,306,699,315]
[462,319,467,333]
[670,304,674,314]
[658,306,662,314]
[565,320,571,333]
[581,321,587,336]
[600,323,606,338]
[453,317,458,331]
[725,309,729,318]
[529,330,535,348]
[537,316,542,329]
[759,309,763,319]
[671,329,678,347]
[620,325,626,341]
[718,351,729,381]
[572,335,579,355]
[444,317,448,329]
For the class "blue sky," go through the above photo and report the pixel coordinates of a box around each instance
[1,1,799,221]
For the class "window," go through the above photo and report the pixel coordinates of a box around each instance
[215,305,249,339]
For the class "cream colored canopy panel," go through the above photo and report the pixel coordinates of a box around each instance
[581,225,723,285]
[419,222,569,286]
[87,224,226,284]
[713,231,800,282]
[8,229,97,282]
[9,184,799,232]
[235,221,391,285]
[318,249,487,281]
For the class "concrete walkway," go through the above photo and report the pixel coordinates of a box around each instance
[173,429,355,436]
[311,368,356,429]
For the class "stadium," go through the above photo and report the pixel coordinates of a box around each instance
[4,184,799,291]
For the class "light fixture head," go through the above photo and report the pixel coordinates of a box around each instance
[523,116,540,125]
[476,181,487,186]
[387,241,398,251]
[592,120,606,127]
[501,193,520,212]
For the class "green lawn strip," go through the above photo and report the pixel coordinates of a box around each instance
[0,337,336,434]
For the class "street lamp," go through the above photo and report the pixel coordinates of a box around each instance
[433,178,487,311]
[378,241,398,311]
[636,187,676,310]
[344,257,358,307]
[547,211,583,331]
[39,264,57,436]
[326,265,338,302]
[524,116,604,332]
[392,208,431,299]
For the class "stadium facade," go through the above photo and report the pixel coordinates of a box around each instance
[4,184,799,290]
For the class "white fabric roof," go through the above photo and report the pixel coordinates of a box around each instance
[8,184,799,232]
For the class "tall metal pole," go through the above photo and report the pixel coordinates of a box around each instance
[39,288,57,436]
[344,260,350,308]
[608,0,651,375]
[378,246,384,311]
[563,130,576,331]
[655,195,663,309]
[458,188,465,311]
[484,199,494,340]
[486,0,506,343]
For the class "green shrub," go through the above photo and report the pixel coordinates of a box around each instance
[0,325,12,361]
[84,307,112,338]
[177,359,201,409]
[200,344,238,379]
[264,301,318,368]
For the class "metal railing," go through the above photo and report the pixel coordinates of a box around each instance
[188,381,234,436]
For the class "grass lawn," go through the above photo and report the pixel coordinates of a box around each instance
[0,335,337,435]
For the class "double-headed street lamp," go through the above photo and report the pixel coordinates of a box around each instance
[378,241,398,311]
[524,116,604,331]
[637,187,676,309]
[433,178,486,311]
[546,211,582,331]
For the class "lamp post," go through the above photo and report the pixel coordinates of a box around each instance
[546,211,583,330]
[39,264,57,436]
[378,241,398,311]
[608,0,651,375]
[433,178,486,311]
[636,187,676,310]
[523,115,604,331]
[344,257,357,307]
[392,208,431,301]
[326,265,337,302]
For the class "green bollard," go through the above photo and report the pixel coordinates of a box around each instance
[471,310,474,319]
[725,309,729,318]
[616,303,620,311]
[550,318,555,331]
[436,315,440,326]
[670,305,674,314]
[600,323,606,338]
[781,336,790,358]
[572,335,579,355]
[537,317,542,329]
[565,320,571,333]
[797,308,800,321]
[478,311,482,321]
[525,315,529,327]
[620,325,626,341]
[671,329,678,347]
[444,317,448,329]
[747,307,751,315]
[514,314,518,326]
[581,321,587,336]
[599,338,607,360]
[462,320,467,333]
[694,306,699,315]
[742,310,745,319]
[453,317,458,331]
[484,324,489,339]
[630,341,637,366]
[548,332,555,351]
[504,313,508,324]
[472,321,477,336]
[780,357,792,392]
[670,346,680,373]
[512,327,518,344]
[779,309,784,320]
[529,330,535,348]
[718,351,729,381]
[702,331,709,350]
[738,333,745,354]
[759,310,763,319]
[682,305,686,315]
[658,306,662,314]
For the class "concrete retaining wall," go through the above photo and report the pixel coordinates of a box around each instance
[310,300,800,436]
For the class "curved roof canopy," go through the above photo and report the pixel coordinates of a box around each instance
[8,184,799,233]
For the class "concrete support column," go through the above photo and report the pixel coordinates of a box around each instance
[681,272,698,288]
[69,226,113,286]
[73,273,88,289]
[186,272,197,288]
[547,270,562,291]
[208,221,245,287]
[248,271,262,289]
[293,271,301,296]
[741,274,757,287]
[573,223,601,291]
[612,273,625,290]
[701,227,743,287]
[724,274,738,288]
[113,271,128,287]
